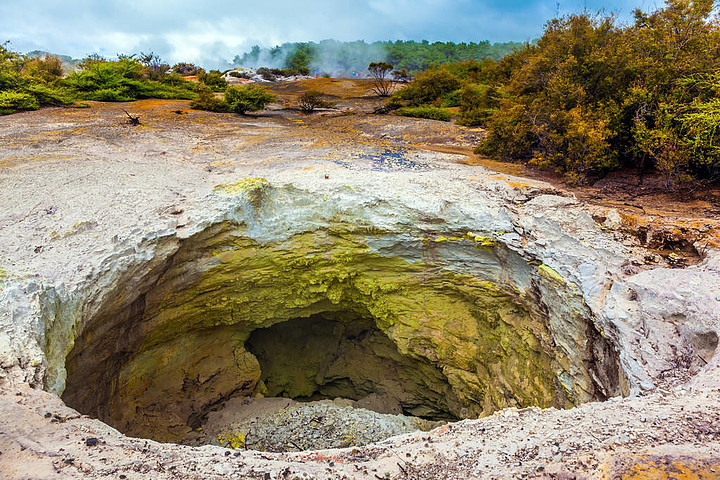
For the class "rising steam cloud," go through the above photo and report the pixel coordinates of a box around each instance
[234,40,389,75]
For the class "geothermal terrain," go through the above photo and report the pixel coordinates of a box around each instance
[1,79,720,479]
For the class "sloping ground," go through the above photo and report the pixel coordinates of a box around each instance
[268,78,379,98]
[0,97,719,479]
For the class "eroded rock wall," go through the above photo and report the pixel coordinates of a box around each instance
[49,180,623,442]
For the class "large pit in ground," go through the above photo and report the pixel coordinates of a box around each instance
[47,218,625,445]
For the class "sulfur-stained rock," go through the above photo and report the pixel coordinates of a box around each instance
[53,184,624,442]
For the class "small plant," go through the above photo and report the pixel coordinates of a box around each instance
[198,70,227,91]
[228,70,251,79]
[297,90,335,113]
[217,430,246,449]
[257,67,277,81]
[224,84,276,114]
[189,84,229,112]
[394,68,461,106]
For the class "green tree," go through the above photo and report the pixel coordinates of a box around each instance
[368,61,394,96]
[457,83,504,126]
[286,44,314,75]
[392,68,411,83]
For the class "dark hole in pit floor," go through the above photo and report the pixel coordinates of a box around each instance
[245,312,460,421]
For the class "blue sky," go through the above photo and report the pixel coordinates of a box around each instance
[0,0,654,68]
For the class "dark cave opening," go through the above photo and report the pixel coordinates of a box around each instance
[245,312,461,421]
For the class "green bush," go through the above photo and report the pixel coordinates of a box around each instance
[224,84,276,114]
[198,70,227,91]
[440,89,461,108]
[0,44,73,114]
[1,45,198,114]
[22,83,73,106]
[394,68,462,106]
[172,62,202,75]
[396,105,451,121]
[257,67,277,81]
[87,88,132,102]
[0,43,23,91]
[22,54,63,83]
[0,91,40,114]
[228,71,251,79]
[190,84,230,112]
[679,81,720,180]
[63,56,195,102]
[457,84,504,126]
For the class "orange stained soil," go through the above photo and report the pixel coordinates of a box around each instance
[618,457,720,480]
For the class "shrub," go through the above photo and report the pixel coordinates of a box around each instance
[88,87,132,102]
[395,68,461,106]
[440,89,461,108]
[223,84,276,114]
[138,52,170,81]
[469,1,720,186]
[257,67,277,81]
[0,91,40,114]
[22,83,73,106]
[22,54,63,83]
[529,106,616,184]
[228,70,251,79]
[172,62,203,75]
[190,84,229,112]
[63,55,195,102]
[457,84,504,126]
[396,105,451,121]
[392,68,411,83]
[198,70,227,91]
[297,90,335,113]
[0,45,24,92]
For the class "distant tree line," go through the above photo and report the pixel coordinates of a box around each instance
[383,40,521,72]
[233,39,523,75]
[387,0,720,186]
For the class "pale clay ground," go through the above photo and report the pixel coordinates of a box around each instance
[0,100,719,479]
